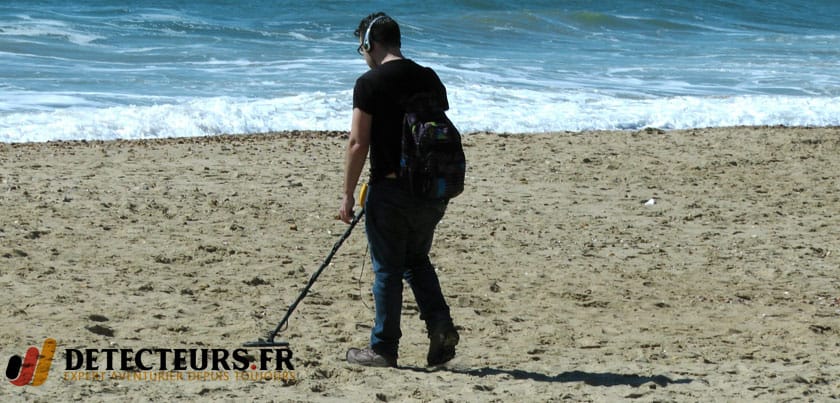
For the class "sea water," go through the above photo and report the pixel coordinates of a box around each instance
[1,0,839,142]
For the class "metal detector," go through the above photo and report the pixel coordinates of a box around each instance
[244,184,368,347]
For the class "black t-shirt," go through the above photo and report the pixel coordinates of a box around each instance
[353,59,448,182]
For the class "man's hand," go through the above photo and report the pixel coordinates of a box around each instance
[339,194,356,224]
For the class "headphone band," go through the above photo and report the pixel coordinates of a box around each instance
[362,16,386,52]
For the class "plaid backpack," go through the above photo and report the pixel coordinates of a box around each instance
[399,92,466,200]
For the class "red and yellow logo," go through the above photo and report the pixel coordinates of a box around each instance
[6,338,56,387]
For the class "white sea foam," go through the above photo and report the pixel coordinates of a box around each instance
[2,88,838,143]
[0,93,349,143]
[0,18,104,45]
[449,86,840,132]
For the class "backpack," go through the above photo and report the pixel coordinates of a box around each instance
[399,92,466,200]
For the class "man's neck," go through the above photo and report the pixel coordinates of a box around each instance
[380,53,404,65]
[373,46,404,67]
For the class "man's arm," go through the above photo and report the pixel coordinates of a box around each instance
[339,107,372,223]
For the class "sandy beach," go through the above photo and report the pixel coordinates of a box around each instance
[1,127,838,401]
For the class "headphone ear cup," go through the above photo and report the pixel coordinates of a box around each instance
[362,16,384,54]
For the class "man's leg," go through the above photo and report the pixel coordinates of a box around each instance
[363,183,408,360]
[402,201,459,366]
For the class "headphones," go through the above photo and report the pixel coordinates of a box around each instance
[361,16,386,53]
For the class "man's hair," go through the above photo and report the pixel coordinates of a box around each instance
[355,12,401,49]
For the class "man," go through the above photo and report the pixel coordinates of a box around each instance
[339,12,459,368]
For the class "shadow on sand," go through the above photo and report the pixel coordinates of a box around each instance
[402,366,693,388]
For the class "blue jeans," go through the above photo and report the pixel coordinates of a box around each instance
[364,179,452,358]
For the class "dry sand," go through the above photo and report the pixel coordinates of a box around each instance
[1,127,839,401]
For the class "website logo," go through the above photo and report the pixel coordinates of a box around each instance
[6,338,56,387]
[5,338,296,386]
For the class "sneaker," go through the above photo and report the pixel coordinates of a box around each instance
[427,322,459,367]
[346,347,397,368]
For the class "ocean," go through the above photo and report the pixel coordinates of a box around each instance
[1,0,839,143]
